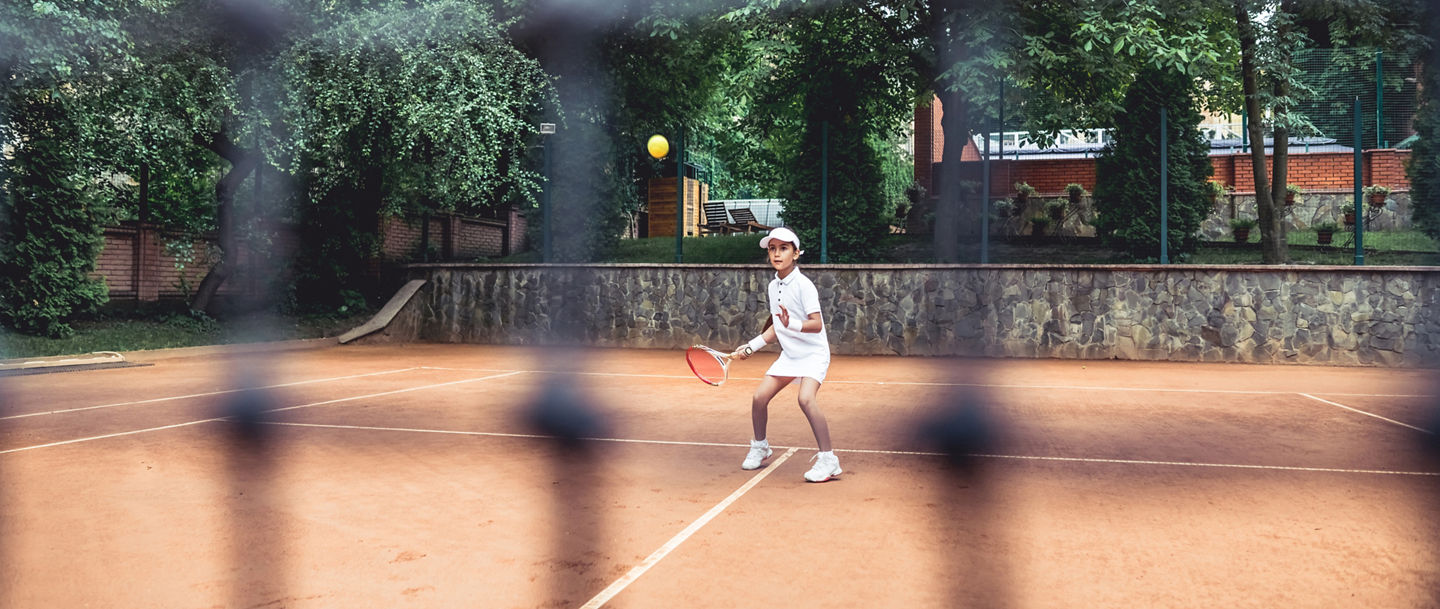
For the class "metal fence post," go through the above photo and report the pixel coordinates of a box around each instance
[821,120,829,264]
[1376,50,1386,148]
[1160,107,1169,265]
[675,128,684,264]
[1354,97,1364,266]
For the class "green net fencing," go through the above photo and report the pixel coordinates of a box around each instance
[1292,47,1422,149]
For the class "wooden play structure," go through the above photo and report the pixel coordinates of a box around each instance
[646,177,708,237]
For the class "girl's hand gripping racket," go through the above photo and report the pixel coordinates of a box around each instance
[686,345,735,386]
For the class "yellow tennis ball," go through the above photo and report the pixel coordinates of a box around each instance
[647,134,669,159]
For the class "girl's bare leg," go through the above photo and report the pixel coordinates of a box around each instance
[795,378,831,452]
[751,375,791,441]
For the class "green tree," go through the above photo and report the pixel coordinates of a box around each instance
[0,91,111,337]
[1406,3,1440,241]
[282,1,552,295]
[729,1,922,262]
[0,1,133,336]
[1093,66,1213,260]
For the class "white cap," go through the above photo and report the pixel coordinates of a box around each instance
[759,226,803,254]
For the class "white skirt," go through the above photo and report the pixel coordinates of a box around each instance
[766,350,830,384]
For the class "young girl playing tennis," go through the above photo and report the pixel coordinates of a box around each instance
[731,226,841,482]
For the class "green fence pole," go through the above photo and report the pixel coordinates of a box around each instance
[1376,50,1386,148]
[821,120,829,264]
[1160,107,1169,265]
[675,128,684,263]
[981,118,990,264]
[542,134,552,262]
[1353,97,1364,266]
[998,79,1005,158]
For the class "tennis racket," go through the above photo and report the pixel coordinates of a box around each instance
[685,345,735,386]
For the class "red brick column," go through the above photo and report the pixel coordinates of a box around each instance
[136,223,161,302]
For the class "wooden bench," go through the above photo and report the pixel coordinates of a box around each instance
[729,208,773,233]
[698,200,743,235]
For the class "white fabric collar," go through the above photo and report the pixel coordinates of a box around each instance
[773,268,803,285]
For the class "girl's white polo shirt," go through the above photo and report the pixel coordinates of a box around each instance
[766,268,831,382]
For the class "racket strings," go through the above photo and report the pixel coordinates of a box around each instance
[686,347,730,385]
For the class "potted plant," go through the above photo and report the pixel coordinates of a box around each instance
[1014,182,1037,206]
[1230,217,1258,242]
[1285,184,1303,205]
[1312,221,1339,245]
[1364,184,1390,208]
[992,199,1014,220]
[1029,215,1051,238]
[1065,183,1086,205]
[1207,181,1228,205]
[1343,208,1356,225]
[1045,198,1068,221]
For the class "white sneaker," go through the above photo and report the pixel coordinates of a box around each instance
[804,452,842,482]
[741,440,772,470]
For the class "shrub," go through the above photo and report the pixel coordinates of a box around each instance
[1092,65,1213,260]
[0,93,109,337]
[1410,62,1440,240]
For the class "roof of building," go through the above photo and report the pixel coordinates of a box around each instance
[966,135,1354,160]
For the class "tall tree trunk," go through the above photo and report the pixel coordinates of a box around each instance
[1235,1,1285,264]
[930,0,970,263]
[190,123,256,314]
[1265,0,1297,264]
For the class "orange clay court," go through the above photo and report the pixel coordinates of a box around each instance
[1,342,1438,608]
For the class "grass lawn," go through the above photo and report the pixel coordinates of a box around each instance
[494,229,1438,266]
[0,310,371,359]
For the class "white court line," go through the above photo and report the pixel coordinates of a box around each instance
[840,448,1440,477]
[254,422,1440,477]
[417,367,1435,398]
[1299,393,1434,434]
[261,421,754,450]
[0,367,423,421]
[579,447,800,609]
[0,372,524,455]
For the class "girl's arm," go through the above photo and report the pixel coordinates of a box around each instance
[778,305,824,333]
[733,323,778,359]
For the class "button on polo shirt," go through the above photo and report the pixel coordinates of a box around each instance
[768,269,829,358]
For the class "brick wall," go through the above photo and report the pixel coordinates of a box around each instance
[917,96,1414,200]
[936,149,1412,202]
[378,209,522,263]
[90,209,522,303]
[95,227,138,296]
[92,223,269,301]
[913,103,939,194]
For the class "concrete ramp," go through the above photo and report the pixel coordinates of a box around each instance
[339,279,427,344]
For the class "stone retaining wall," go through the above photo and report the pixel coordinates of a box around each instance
[377,263,1440,367]
[1202,190,1413,240]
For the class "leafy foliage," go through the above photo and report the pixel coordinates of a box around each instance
[0,1,136,336]
[736,2,922,261]
[1006,0,1238,145]
[283,2,550,218]
[1407,5,1440,242]
[1093,66,1213,261]
[281,1,551,293]
[0,91,110,337]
